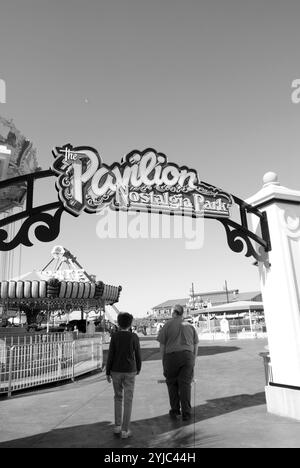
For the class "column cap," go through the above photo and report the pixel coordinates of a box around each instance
[246,172,300,208]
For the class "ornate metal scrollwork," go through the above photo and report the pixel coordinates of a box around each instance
[216,194,271,263]
[0,207,64,251]
[0,170,64,251]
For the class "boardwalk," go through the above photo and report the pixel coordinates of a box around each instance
[0,337,300,448]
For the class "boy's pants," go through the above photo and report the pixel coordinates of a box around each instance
[111,372,136,431]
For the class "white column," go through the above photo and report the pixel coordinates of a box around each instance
[247,172,300,420]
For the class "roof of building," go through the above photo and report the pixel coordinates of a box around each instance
[192,290,237,305]
[152,298,190,309]
[192,300,264,315]
[233,292,262,302]
[152,291,262,310]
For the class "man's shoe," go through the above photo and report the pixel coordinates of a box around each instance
[121,430,132,439]
[182,413,192,421]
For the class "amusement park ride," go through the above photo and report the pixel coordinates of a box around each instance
[0,116,40,283]
[0,243,122,329]
[40,245,95,283]
[0,116,40,210]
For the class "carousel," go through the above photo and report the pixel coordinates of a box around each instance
[0,245,122,331]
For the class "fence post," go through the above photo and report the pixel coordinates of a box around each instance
[71,341,75,382]
[100,335,103,371]
[29,342,33,378]
[8,346,15,398]
[91,340,94,364]
[57,343,62,378]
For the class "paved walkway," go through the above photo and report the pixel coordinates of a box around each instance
[0,337,300,448]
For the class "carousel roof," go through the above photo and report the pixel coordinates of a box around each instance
[0,247,122,312]
[0,278,122,310]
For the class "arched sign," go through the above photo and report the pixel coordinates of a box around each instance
[0,144,271,262]
[52,145,233,219]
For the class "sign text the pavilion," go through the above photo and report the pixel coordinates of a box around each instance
[52,145,233,219]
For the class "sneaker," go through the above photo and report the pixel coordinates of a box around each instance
[113,425,122,435]
[121,430,132,439]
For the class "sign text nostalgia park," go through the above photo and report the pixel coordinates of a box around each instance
[52,145,233,219]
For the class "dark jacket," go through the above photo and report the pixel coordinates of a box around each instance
[106,330,142,375]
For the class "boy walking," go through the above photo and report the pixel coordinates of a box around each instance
[106,313,142,439]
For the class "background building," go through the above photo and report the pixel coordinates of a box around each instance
[152,289,262,319]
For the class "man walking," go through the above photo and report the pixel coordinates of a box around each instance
[157,304,199,421]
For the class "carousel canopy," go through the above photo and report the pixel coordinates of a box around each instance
[0,247,122,313]
[0,278,122,311]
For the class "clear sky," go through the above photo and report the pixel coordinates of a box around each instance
[1,0,300,317]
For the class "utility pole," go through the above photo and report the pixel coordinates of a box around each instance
[191,283,196,310]
[224,280,229,303]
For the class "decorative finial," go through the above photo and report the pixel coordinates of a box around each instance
[263,172,280,187]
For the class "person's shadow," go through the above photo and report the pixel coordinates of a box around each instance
[103,345,241,364]
[0,391,266,448]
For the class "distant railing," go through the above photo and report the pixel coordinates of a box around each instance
[77,332,111,343]
[197,323,266,332]
[196,322,267,340]
[0,336,104,397]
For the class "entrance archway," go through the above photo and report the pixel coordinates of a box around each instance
[0,143,300,421]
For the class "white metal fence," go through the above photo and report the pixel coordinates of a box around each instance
[0,337,103,397]
[0,332,73,348]
[196,321,267,340]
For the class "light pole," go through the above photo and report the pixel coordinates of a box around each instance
[224,280,229,303]
[249,308,253,333]
[191,283,196,311]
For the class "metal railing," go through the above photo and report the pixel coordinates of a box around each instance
[73,338,103,378]
[0,332,73,348]
[0,336,103,397]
